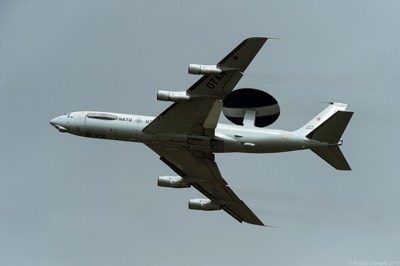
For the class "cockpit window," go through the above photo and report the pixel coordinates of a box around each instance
[86,113,118,120]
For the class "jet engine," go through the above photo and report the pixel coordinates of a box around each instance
[222,88,280,127]
[157,90,190,102]
[188,64,222,75]
[157,176,191,188]
[188,199,221,211]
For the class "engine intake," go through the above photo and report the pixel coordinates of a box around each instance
[188,64,222,75]
[157,90,190,102]
[188,199,221,211]
[158,176,191,188]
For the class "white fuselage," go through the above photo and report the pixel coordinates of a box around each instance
[50,111,329,153]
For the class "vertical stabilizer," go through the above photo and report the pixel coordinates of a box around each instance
[307,111,353,143]
[295,102,348,136]
[295,103,353,171]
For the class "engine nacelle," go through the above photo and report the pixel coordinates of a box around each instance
[188,199,221,211]
[158,176,191,188]
[188,64,222,75]
[157,90,190,102]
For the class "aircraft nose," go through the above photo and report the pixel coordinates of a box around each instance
[50,116,68,132]
[50,118,56,126]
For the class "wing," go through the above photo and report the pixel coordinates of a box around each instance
[147,144,265,226]
[144,38,268,225]
[143,37,268,137]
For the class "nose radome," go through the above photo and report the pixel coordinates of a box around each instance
[50,116,68,133]
[50,118,57,126]
[50,116,62,126]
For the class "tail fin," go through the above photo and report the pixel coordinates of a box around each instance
[296,102,348,136]
[295,103,354,170]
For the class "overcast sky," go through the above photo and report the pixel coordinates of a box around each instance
[1,1,399,265]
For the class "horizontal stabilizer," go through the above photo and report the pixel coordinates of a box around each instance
[307,111,353,143]
[312,146,351,170]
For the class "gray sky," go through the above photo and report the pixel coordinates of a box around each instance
[1,1,399,265]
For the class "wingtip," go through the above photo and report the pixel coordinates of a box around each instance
[265,224,279,228]
[248,37,282,41]
[246,36,268,40]
[249,222,279,228]
[243,37,268,44]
